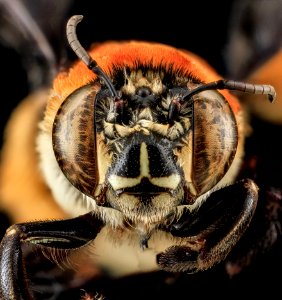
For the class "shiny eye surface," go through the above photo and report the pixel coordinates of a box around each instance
[191,89,238,196]
[52,83,100,198]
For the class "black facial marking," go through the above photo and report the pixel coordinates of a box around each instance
[110,144,141,178]
[147,143,177,177]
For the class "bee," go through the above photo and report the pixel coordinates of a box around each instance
[0,14,278,300]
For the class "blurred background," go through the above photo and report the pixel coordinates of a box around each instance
[0,0,282,299]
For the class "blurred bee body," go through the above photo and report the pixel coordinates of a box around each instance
[0,14,278,300]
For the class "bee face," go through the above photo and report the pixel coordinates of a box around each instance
[0,16,277,295]
[45,41,243,226]
[95,67,192,224]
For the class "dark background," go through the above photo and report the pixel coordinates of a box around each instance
[1,0,282,299]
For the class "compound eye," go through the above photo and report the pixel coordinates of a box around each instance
[192,90,238,196]
[52,83,100,198]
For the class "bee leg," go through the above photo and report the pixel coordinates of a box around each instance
[0,211,104,300]
[225,185,282,276]
[157,178,258,273]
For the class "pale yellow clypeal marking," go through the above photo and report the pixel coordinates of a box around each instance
[150,175,181,189]
[108,142,181,190]
[140,142,150,176]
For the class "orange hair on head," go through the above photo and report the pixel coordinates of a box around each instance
[52,41,241,116]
